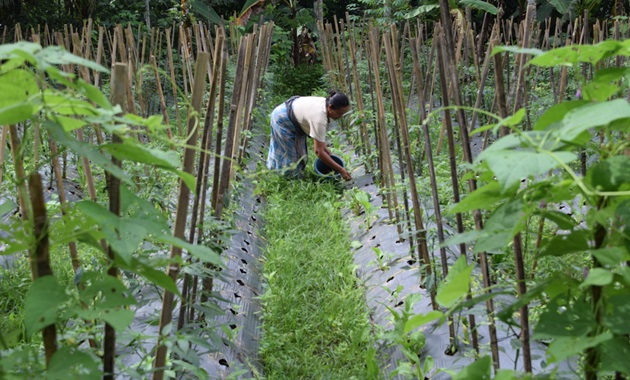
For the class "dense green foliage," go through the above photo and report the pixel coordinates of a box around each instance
[256,174,374,379]
[0,42,225,378]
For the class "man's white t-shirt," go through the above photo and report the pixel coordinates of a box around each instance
[291,96,328,142]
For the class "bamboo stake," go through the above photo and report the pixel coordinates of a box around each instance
[28,173,57,366]
[436,6,501,366]
[215,39,246,219]
[152,52,209,380]
[102,63,128,380]
[0,126,8,186]
[165,28,181,131]
[210,39,228,214]
[348,27,372,169]
[493,37,533,371]
[368,28,398,225]
[179,34,223,328]
[9,125,30,237]
[48,139,80,272]
[384,29,437,309]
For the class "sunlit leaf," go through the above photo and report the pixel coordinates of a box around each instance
[0,103,36,125]
[558,99,630,141]
[533,100,588,131]
[404,311,443,333]
[579,268,613,288]
[45,120,132,185]
[481,149,576,193]
[447,182,508,214]
[36,46,108,73]
[0,68,39,107]
[529,40,623,67]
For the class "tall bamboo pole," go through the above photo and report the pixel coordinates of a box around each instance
[28,173,57,366]
[103,63,128,380]
[152,52,209,380]
[384,29,437,310]
[438,0,500,368]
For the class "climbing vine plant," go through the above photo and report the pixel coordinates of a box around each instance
[0,42,223,378]
[405,39,630,378]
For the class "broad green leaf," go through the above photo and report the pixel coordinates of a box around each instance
[48,115,87,132]
[24,276,69,336]
[102,143,181,168]
[48,347,100,380]
[405,5,440,18]
[558,99,630,141]
[75,308,135,332]
[77,80,112,109]
[156,235,224,268]
[79,272,136,308]
[121,258,180,295]
[0,103,36,125]
[45,120,132,185]
[473,198,527,253]
[176,170,198,192]
[582,67,630,101]
[452,355,491,380]
[0,200,16,215]
[436,256,475,308]
[599,337,630,374]
[547,332,613,363]
[529,40,622,67]
[76,201,146,264]
[591,247,630,268]
[580,268,613,288]
[0,41,42,61]
[482,149,576,193]
[36,46,108,73]
[533,100,588,131]
[539,229,590,257]
[44,93,99,116]
[588,156,630,192]
[404,311,443,333]
[535,210,576,230]
[549,0,569,14]
[604,294,630,334]
[447,182,507,214]
[459,0,498,14]
[534,298,594,338]
[0,68,39,107]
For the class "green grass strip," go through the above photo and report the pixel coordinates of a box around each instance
[258,176,373,379]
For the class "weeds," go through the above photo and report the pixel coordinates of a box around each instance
[257,174,374,379]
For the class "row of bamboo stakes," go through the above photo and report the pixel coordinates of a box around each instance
[1,8,628,377]
[2,20,273,378]
[318,4,628,375]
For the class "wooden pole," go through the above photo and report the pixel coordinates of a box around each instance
[103,63,128,380]
[28,173,57,366]
[152,52,209,380]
